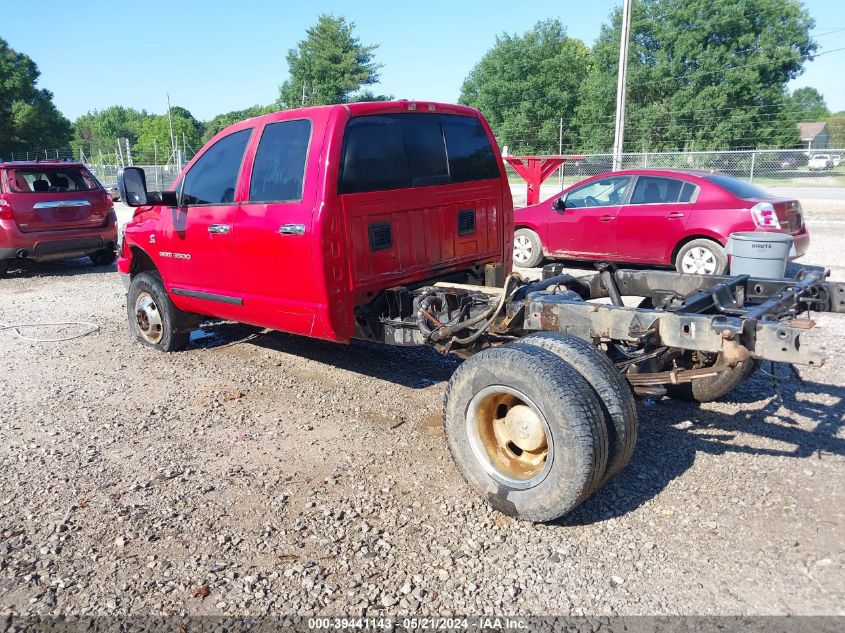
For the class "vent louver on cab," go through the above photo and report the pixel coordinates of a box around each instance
[457,209,476,236]
[368,222,392,252]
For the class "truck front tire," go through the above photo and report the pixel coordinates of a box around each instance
[443,344,608,522]
[127,271,191,352]
[518,332,638,486]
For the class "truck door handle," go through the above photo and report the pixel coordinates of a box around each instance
[667,212,685,219]
[600,215,615,222]
[208,224,230,234]
[279,224,306,236]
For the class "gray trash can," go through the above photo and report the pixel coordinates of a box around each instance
[726,232,794,278]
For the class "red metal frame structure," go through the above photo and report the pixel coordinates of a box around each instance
[504,155,585,206]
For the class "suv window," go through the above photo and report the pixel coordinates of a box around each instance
[249,119,311,203]
[630,176,697,204]
[565,176,631,208]
[181,128,252,205]
[8,167,99,193]
[339,113,499,194]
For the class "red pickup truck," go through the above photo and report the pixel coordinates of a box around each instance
[118,101,844,522]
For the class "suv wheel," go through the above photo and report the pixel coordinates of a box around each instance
[127,271,191,352]
[90,248,117,266]
[513,228,544,268]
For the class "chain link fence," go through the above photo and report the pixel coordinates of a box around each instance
[8,146,844,195]
[505,148,845,193]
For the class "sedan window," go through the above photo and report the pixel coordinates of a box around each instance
[565,176,632,208]
[630,176,697,204]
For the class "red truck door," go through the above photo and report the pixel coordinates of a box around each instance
[160,128,253,309]
[233,118,320,336]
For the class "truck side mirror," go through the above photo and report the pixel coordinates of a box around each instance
[119,167,180,207]
[552,196,567,211]
[119,167,149,207]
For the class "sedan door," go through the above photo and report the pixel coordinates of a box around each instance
[545,175,632,258]
[615,176,698,264]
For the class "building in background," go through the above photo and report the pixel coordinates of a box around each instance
[797,122,829,150]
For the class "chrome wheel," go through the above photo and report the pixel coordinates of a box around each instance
[513,234,534,266]
[681,246,718,275]
[466,385,553,489]
[134,291,163,344]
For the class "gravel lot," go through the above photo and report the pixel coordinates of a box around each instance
[0,202,843,617]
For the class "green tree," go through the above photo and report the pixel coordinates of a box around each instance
[134,113,203,163]
[786,87,829,121]
[72,106,147,160]
[278,15,381,107]
[459,20,592,154]
[0,37,71,153]
[201,104,276,144]
[825,113,845,148]
[574,0,817,151]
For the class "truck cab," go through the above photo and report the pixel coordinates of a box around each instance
[118,102,512,349]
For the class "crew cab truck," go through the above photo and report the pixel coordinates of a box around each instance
[118,101,845,523]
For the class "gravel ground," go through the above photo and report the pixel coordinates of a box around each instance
[0,204,843,617]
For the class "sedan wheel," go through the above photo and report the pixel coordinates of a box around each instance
[681,247,718,274]
[675,239,727,275]
[512,228,544,268]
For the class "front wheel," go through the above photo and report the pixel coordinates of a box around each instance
[127,271,191,352]
[0,260,7,276]
[443,343,608,522]
[675,239,727,275]
[513,228,544,268]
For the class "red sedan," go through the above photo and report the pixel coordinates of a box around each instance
[512,169,810,274]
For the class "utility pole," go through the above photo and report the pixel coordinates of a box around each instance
[166,93,177,163]
[125,138,133,166]
[558,117,564,188]
[612,0,633,171]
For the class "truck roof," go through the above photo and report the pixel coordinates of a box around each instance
[229,100,485,128]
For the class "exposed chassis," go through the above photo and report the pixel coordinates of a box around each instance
[368,265,845,385]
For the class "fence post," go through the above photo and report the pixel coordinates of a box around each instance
[749,151,756,183]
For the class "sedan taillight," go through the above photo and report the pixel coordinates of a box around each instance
[750,202,778,228]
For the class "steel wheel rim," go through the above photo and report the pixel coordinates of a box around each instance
[134,291,164,344]
[466,385,554,489]
[513,235,533,265]
[681,247,717,275]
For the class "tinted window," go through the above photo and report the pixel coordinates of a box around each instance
[404,117,449,187]
[339,113,499,194]
[630,176,697,204]
[703,173,769,199]
[566,176,631,208]
[181,128,251,205]
[340,116,410,194]
[249,120,311,202]
[442,116,499,182]
[10,167,98,193]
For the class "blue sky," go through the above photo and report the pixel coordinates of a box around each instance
[3,0,843,121]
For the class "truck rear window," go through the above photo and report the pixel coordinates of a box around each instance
[8,167,99,193]
[339,113,500,194]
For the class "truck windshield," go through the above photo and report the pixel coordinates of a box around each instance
[339,113,500,194]
[9,167,99,193]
